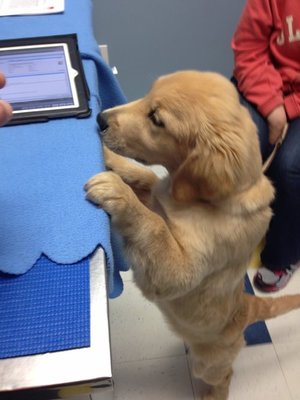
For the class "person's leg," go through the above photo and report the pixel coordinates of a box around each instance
[253,118,300,291]
[237,89,273,161]
[235,86,300,291]
[261,118,300,268]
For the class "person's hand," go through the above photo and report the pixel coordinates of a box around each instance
[0,72,12,126]
[267,105,287,145]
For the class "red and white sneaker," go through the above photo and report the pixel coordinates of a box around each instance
[253,261,300,293]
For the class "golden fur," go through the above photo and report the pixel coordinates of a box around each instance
[85,71,300,400]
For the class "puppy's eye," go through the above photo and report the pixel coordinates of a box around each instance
[148,109,165,128]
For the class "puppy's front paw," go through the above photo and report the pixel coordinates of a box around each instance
[85,171,134,215]
[103,145,121,171]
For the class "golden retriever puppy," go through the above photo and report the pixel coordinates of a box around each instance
[85,71,300,400]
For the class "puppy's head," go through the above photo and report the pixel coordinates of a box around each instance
[98,71,262,203]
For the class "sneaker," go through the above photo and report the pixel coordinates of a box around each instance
[254,263,300,292]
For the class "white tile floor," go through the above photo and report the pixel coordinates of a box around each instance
[89,267,300,400]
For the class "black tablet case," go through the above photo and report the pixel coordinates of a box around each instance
[0,34,90,125]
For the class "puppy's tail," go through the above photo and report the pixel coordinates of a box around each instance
[245,293,300,326]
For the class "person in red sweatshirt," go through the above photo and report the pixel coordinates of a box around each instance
[232,0,300,292]
[0,72,12,126]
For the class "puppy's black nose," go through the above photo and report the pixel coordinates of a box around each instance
[97,112,109,133]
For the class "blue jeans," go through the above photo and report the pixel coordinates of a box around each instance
[238,92,300,270]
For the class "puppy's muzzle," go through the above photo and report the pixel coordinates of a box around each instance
[97,112,109,133]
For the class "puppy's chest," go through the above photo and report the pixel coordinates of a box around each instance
[150,195,169,219]
[149,186,217,232]
[149,179,174,219]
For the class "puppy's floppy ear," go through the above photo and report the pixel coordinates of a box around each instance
[171,145,236,203]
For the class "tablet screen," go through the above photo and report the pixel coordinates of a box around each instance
[0,43,79,113]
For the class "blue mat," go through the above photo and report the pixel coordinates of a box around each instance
[244,274,272,345]
[0,255,90,359]
[0,0,128,298]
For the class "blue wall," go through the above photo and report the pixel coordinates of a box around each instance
[92,0,245,101]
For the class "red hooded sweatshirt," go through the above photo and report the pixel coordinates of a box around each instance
[232,0,300,120]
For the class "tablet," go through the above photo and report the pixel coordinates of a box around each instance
[0,34,90,125]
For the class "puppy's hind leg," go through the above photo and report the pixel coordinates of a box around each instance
[190,334,245,400]
[193,363,233,400]
[190,349,236,400]
[203,372,233,400]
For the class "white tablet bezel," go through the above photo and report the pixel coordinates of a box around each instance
[0,43,80,114]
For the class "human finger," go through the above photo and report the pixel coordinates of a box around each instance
[0,72,6,89]
[0,100,13,126]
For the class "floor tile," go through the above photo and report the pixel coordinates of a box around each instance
[189,344,291,400]
[230,344,292,400]
[274,342,300,400]
[112,356,195,400]
[119,269,133,283]
[55,395,90,400]
[91,389,114,400]
[109,281,186,364]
